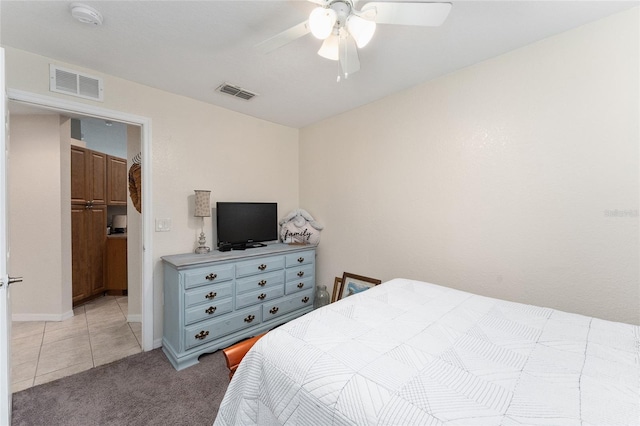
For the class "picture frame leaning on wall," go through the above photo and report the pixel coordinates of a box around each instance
[338,272,381,300]
[332,277,342,303]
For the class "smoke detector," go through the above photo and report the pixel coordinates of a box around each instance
[70,3,103,26]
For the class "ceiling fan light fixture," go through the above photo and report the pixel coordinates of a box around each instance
[309,7,337,39]
[346,15,376,48]
[318,34,340,60]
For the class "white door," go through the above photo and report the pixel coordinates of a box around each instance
[0,47,12,426]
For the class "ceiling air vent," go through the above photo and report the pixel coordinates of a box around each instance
[49,64,104,101]
[216,83,258,101]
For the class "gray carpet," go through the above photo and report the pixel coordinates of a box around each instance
[11,348,229,426]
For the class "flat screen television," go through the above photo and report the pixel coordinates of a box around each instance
[216,202,278,250]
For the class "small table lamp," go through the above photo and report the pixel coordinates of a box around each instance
[194,190,211,254]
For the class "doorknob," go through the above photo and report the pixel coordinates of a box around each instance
[0,276,22,288]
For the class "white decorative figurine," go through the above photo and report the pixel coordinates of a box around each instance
[279,209,323,245]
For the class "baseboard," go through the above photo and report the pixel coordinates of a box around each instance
[153,338,163,349]
[127,314,142,323]
[12,309,75,322]
[61,309,75,321]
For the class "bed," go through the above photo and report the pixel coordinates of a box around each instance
[214,278,639,425]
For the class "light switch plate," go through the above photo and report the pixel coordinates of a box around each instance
[155,218,171,232]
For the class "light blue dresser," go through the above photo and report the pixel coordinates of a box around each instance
[162,243,316,370]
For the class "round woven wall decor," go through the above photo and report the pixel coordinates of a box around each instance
[128,163,142,213]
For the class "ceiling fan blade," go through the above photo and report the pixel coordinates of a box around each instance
[364,2,452,26]
[339,36,360,76]
[255,21,311,54]
[355,7,377,21]
[307,0,329,5]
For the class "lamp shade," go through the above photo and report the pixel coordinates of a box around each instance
[317,34,340,60]
[309,7,337,40]
[194,190,211,217]
[346,14,376,48]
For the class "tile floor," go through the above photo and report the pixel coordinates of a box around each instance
[10,295,142,393]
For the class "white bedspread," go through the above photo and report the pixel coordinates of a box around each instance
[214,278,640,425]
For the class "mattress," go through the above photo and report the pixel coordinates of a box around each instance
[214,278,639,425]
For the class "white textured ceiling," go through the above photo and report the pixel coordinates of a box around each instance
[1,1,636,128]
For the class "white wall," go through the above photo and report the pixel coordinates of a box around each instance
[9,114,72,320]
[127,125,142,321]
[59,117,73,319]
[300,9,639,324]
[81,118,127,158]
[5,47,300,342]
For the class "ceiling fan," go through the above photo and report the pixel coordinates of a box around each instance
[256,0,452,79]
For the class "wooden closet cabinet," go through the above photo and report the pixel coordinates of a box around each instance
[105,235,127,294]
[71,204,107,305]
[71,146,128,306]
[107,155,127,205]
[71,146,107,206]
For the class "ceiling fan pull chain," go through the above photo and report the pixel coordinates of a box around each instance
[342,38,348,80]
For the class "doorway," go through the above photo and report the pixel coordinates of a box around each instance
[8,108,143,390]
[4,90,153,392]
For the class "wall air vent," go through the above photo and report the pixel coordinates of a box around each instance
[49,64,104,102]
[216,83,258,101]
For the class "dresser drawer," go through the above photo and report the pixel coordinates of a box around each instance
[236,270,284,295]
[184,281,233,309]
[285,276,314,295]
[263,290,314,322]
[236,286,284,310]
[285,251,314,267]
[184,306,261,350]
[183,264,234,289]
[285,264,314,282]
[184,298,233,325]
[235,256,284,278]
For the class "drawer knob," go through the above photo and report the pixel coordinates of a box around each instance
[269,306,279,315]
[205,306,217,315]
[258,264,267,271]
[206,273,217,281]
[244,314,255,323]
[297,271,304,277]
[258,293,267,300]
[205,292,217,300]
[302,296,309,303]
[258,280,267,287]
[297,283,304,289]
[195,330,209,340]
[297,257,304,263]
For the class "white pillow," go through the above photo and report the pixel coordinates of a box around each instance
[279,209,323,245]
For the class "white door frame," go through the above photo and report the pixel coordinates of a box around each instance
[1,46,12,426]
[6,88,154,352]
